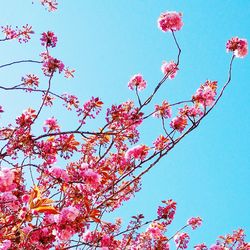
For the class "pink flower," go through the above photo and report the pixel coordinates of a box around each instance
[158,11,183,32]
[43,117,60,132]
[57,225,75,241]
[0,105,4,113]
[1,24,34,43]
[41,53,64,76]
[60,206,79,222]
[170,116,187,133]
[209,244,224,250]
[193,80,217,107]
[128,74,147,91]
[40,0,58,12]
[147,222,165,239]
[153,135,170,151]
[226,37,248,58]
[179,105,203,118]
[22,74,39,88]
[0,168,16,192]
[41,31,57,48]
[187,216,202,229]
[64,68,75,78]
[82,169,101,187]
[174,232,190,249]
[61,93,79,110]
[161,61,178,79]
[50,167,69,181]
[157,199,176,224]
[154,100,172,119]
[0,240,11,250]
[125,145,149,161]
[194,243,208,250]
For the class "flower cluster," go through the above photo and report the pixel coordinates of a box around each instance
[153,135,170,151]
[187,216,202,229]
[170,115,187,133]
[158,11,183,32]
[226,37,248,58]
[41,53,65,76]
[40,0,58,12]
[157,199,176,224]
[41,31,58,48]
[161,61,178,79]
[0,5,248,250]
[21,74,39,88]
[193,80,217,107]
[154,100,172,119]
[1,24,34,43]
[125,145,149,161]
[0,168,16,192]
[128,74,147,91]
[174,232,190,249]
[61,93,79,110]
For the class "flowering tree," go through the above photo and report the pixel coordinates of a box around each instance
[0,1,249,249]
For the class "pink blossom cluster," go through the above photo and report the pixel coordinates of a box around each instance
[1,24,34,43]
[154,100,172,119]
[64,67,75,78]
[179,105,203,118]
[153,135,170,151]
[49,167,69,181]
[77,96,103,121]
[16,108,36,127]
[194,243,208,250]
[147,221,167,240]
[125,145,149,161]
[187,216,202,229]
[21,74,39,88]
[170,116,187,133]
[82,168,102,188]
[41,31,58,48]
[43,117,60,132]
[0,168,16,192]
[193,80,218,107]
[157,199,176,224]
[174,232,190,249]
[61,93,79,110]
[158,11,183,32]
[226,37,248,58]
[161,61,178,79]
[41,53,65,76]
[40,0,58,12]
[128,74,147,91]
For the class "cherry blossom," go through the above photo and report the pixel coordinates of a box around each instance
[1,24,34,43]
[193,80,217,107]
[161,61,178,79]
[0,168,16,192]
[226,37,248,58]
[174,232,190,249]
[170,116,187,132]
[41,31,58,48]
[21,74,39,88]
[194,243,208,250]
[187,216,202,229]
[158,11,183,32]
[154,100,172,118]
[40,0,58,12]
[128,74,147,91]
[0,3,248,249]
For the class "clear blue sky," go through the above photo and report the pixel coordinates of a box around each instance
[1,0,249,247]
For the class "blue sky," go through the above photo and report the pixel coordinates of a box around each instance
[1,0,249,247]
